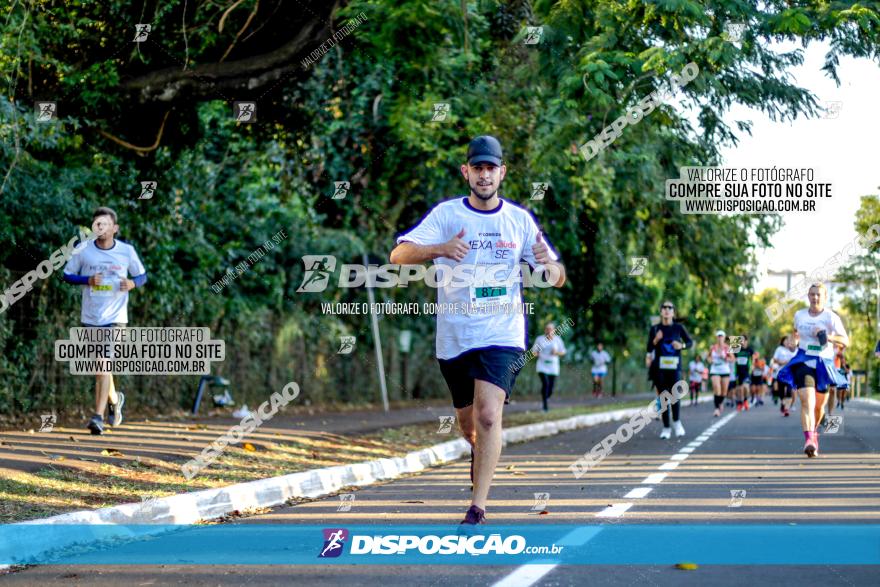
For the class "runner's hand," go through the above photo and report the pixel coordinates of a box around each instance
[120,279,136,291]
[532,232,552,264]
[653,330,663,345]
[439,228,469,261]
[88,273,103,286]
[672,341,683,350]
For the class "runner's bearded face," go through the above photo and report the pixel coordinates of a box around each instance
[92,215,117,244]
[467,163,504,200]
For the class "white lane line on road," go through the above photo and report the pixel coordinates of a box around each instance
[596,503,633,517]
[624,487,653,499]
[491,528,604,587]
[679,447,696,453]
[670,453,689,461]
[492,411,738,587]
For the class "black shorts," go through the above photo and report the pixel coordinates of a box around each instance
[651,369,680,394]
[750,375,764,386]
[735,370,750,386]
[777,380,792,398]
[790,362,824,391]
[437,347,523,409]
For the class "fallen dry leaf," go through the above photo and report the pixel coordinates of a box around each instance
[69,436,79,443]
[675,562,698,571]
[242,443,257,452]
[101,449,125,457]
[538,510,549,515]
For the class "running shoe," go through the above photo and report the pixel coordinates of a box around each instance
[459,505,486,531]
[713,408,721,418]
[804,433,817,458]
[736,402,742,412]
[743,401,750,411]
[108,391,125,427]
[87,414,104,435]
[660,427,672,439]
[757,399,764,406]
[673,421,686,437]
[783,407,790,417]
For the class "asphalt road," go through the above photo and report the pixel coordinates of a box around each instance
[5,398,880,586]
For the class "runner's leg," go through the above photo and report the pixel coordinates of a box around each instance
[470,379,506,510]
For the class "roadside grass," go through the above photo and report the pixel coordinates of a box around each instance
[0,400,646,522]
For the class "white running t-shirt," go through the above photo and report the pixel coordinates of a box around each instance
[793,308,847,360]
[397,197,559,360]
[590,349,611,370]
[688,360,705,383]
[532,335,566,376]
[771,345,796,378]
[63,239,146,325]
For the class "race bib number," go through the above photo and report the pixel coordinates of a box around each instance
[752,368,763,376]
[736,357,748,365]
[805,344,822,356]
[90,283,114,297]
[659,356,679,370]
[469,273,511,308]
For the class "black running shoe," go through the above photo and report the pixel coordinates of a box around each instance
[108,392,125,427]
[87,414,105,435]
[458,505,486,533]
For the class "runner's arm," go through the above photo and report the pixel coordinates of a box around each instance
[62,273,90,285]
[390,241,446,264]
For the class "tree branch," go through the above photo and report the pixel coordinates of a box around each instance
[124,17,326,102]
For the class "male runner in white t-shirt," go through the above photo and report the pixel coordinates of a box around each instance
[390,135,566,526]
[63,207,147,435]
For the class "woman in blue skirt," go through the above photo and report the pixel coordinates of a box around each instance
[777,283,849,458]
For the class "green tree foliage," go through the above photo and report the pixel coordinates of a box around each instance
[2,1,879,416]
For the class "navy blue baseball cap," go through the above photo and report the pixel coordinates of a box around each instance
[467,135,503,166]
